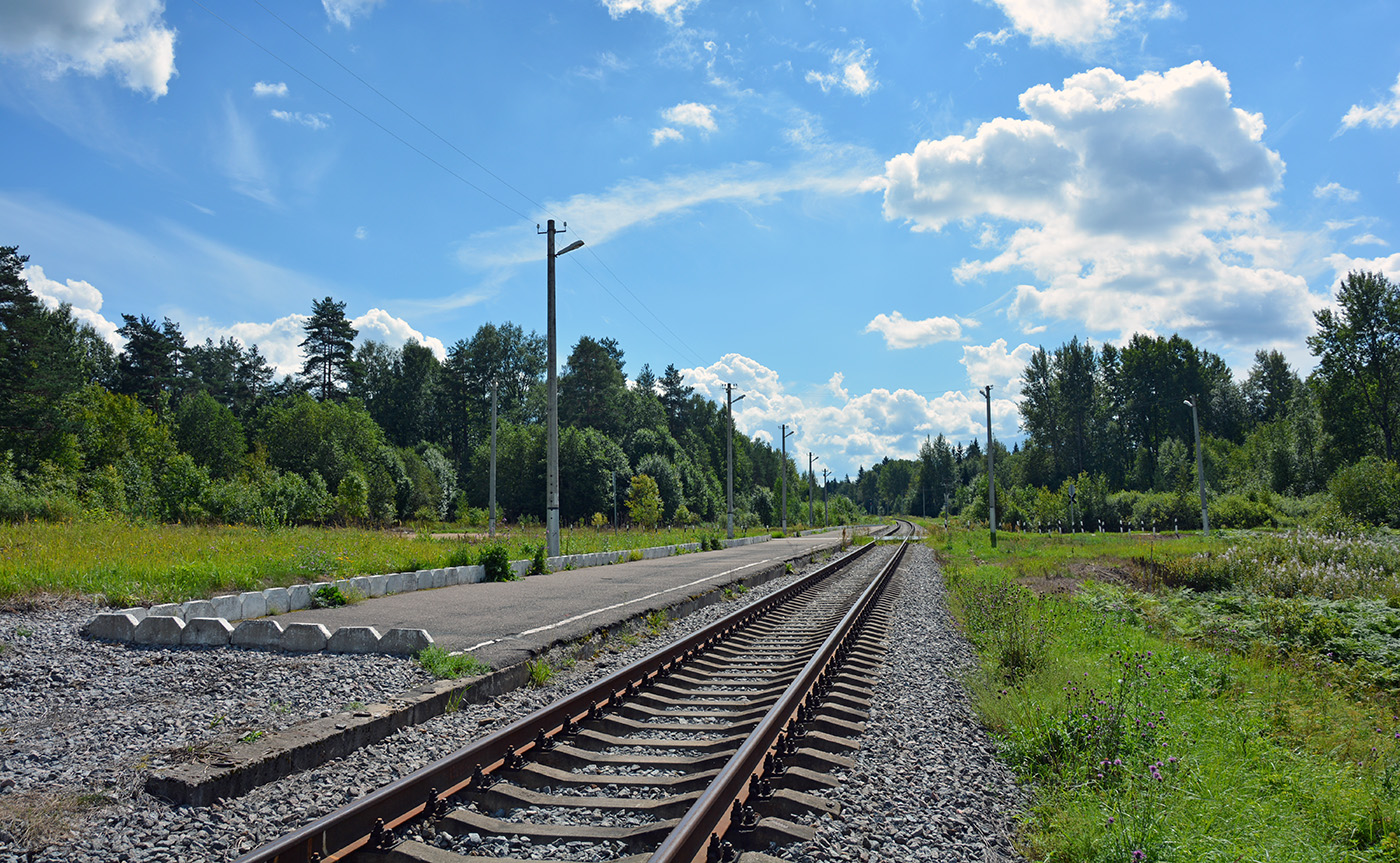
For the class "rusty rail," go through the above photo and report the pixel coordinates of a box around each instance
[234,538,878,863]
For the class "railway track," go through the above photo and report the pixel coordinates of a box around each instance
[235,525,913,863]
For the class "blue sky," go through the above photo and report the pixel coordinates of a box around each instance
[1,0,1398,478]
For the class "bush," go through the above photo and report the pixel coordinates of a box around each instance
[1210,492,1279,529]
[480,544,515,582]
[530,543,548,575]
[1329,456,1400,527]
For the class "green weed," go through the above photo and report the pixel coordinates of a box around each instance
[645,610,669,636]
[311,585,348,608]
[526,658,555,688]
[416,645,491,679]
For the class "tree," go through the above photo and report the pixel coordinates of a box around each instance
[174,391,246,480]
[659,364,693,429]
[559,335,628,439]
[116,314,185,413]
[1244,349,1297,426]
[301,297,358,401]
[1310,271,1400,461]
[626,473,662,529]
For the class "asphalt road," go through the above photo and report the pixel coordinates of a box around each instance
[272,533,851,669]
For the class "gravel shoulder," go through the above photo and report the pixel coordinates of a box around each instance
[0,543,1030,862]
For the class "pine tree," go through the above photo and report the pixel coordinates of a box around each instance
[301,296,358,401]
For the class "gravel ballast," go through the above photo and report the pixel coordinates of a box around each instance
[0,541,1029,862]
[779,543,1027,863]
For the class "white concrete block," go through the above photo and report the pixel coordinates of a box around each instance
[463,565,485,584]
[232,618,284,649]
[287,584,312,611]
[149,603,182,618]
[327,626,382,654]
[379,628,433,656]
[180,600,215,620]
[210,594,242,620]
[366,574,388,596]
[116,606,148,622]
[238,591,267,619]
[510,560,530,578]
[280,622,331,652]
[264,587,291,615]
[134,615,185,646]
[82,613,139,641]
[350,576,371,598]
[182,617,234,647]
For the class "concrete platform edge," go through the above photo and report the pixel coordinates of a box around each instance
[140,542,844,807]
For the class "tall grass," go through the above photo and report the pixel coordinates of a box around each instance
[0,520,767,606]
[940,526,1400,862]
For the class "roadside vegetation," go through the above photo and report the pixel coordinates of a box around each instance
[933,520,1400,862]
[0,521,776,606]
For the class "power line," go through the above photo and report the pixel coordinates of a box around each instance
[190,0,534,223]
[195,0,713,368]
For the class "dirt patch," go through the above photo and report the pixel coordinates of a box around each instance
[1016,560,1145,596]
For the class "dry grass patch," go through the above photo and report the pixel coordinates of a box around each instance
[0,788,111,852]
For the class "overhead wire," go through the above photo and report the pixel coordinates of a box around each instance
[201,0,708,367]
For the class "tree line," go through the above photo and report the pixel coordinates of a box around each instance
[0,245,864,529]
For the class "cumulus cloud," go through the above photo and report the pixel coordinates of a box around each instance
[23,263,121,348]
[1314,182,1359,202]
[270,110,331,131]
[600,0,700,26]
[187,308,447,378]
[960,339,1038,393]
[1325,251,1400,287]
[322,0,384,27]
[652,102,716,145]
[864,311,963,348]
[877,61,1317,350]
[805,43,878,96]
[981,0,1175,50]
[1341,73,1400,131]
[253,81,288,97]
[0,0,177,97]
[678,353,1019,476]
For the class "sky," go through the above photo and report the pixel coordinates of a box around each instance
[1,0,1398,479]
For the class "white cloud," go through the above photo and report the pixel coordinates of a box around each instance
[878,62,1317,350]
[966,28,1013,49]
[960,339,1038,393]
[864,311,963,348]
[600,0,700,26]
[458,159,875,268]
[222,98,275,205]
[270,110,331,131]
[1341,73,1400,131]
[22,263,121,348]
[652,127,684,146]
[187,309,447,378]
[253,81,288,98]
[0,0,177,97]
[354,226,368,240]
[1325,251,1400,287]
[322,0,384,27]
[1313,182,1359,202]
[1350,234,1388,247]
[982,0,1173,49]
[652,102,716,145]
[352,309,447,360]
[679,353,1019,476]
[805,43,878,96]
[663,102,717,131]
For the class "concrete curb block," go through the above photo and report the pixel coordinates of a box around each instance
[143,542,832,807]
[182,617,234,647]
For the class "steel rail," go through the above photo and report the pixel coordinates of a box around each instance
[234,538,878,863]
[648,536,909,863]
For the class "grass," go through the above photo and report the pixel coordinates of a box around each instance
[645,609,669,636]
[416,645,491,679]
[526,658,556,688]
[0,789,107,853]
[0,520,771,606]
[939,524,1400,862]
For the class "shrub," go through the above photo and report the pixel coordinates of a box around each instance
[1210,492,1279,529]
[480,544,515,582]
[530,543,548,575]
[1330,456,1400,527]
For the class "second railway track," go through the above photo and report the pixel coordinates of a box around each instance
[238,526,914,863]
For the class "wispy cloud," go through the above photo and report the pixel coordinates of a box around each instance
[1314,182,1359,202]
[1341,73,1400,131]
[270,110,331,131]
[805,42,878,96]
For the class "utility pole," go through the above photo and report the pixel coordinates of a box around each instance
[822,467,830,527]
[610,470,617,534]
[1186,395,1210,536]
[808,452,819,527]
[980,384,997,548]
[725,383,745,539]
[540,219,584,558]
[780,424,794,532]
[489,380,497,538]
